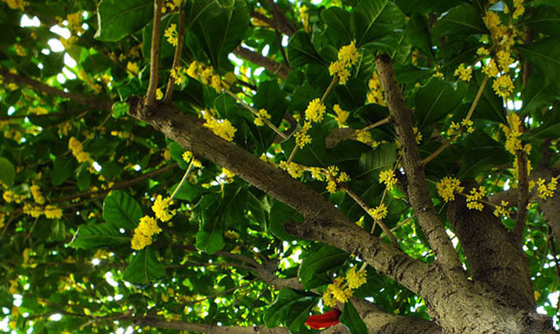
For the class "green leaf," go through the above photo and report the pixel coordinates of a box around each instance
[188,0,250,69]
[69,223,131,250]
[340,301,368,334]
[123,248,166,284]
[415,78,465,129]
[103,191,143,230]
[298,245,348,289]
[354,0,406,47]
[526,6,560,36]
[0,157,15,188]
[321,7,353,42]
[48,220,66,243]
[406,13,433,58]
[263,288,316,328]
[95,0,153,42]
[518,37,560,88]
[432,4,487,37]
[112,102,130,119]
[252,80,288,152]
[168,141,190,170]
[51,157,76,187]
[288,31,325,68]
[457,133,511,179]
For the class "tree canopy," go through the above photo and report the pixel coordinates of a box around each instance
[2,0,560,333]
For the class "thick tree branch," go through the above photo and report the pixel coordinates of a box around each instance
[127,100,434,297]
[374,56,465,282]
[233,46,290,79]
[447,181,535,309]
[0,69,111,110]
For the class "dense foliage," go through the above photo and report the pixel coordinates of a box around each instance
[2,0,560,333]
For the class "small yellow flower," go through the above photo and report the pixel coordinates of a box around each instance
[492,75,514,98]
[30,185,45,205]
[204,118,236,141]
[379,170,397,190]
[294,122,312,148]
[346,267,367,289]
[493,200,510,218]
[466,186,487,211]
[44,205,63,219]
[454,63,472,82]
[127,62,139,75]
[254,109,271,127]
[305,99,326,123]
[338,41,359,67]
[333,104,349,128]
[164,23,178,46]
[368,203,388,220]
[152,195,176,222]
[437,177,464,202]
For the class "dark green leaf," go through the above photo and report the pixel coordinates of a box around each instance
[354,0,406,47]
[263,288,316,328]
[415,78,465,129]
[95,0,153,42]
[518,37,560,88]
[69,223,131,250]
[340,301,368,334]
[123,248,166,284]
[51,157,76,187]
[0,157,15,188]
[432,4,487,37]
[288,31,325,68]
[103,191,143,230]
[112,102,130,119]
[298,245,348,289]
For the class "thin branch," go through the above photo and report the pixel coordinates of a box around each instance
[421,75,488,166]
[233,46,290,79]
[0,69,111,110]
[375,55,465,282]
[145,0,164,108]
[0,109,88,121]
[51,163,178,203]
[164,5,186,103]
[513,150,529,245]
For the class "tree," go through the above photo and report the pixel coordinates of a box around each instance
[2,0,560,332]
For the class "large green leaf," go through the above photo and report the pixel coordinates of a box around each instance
[518,37,560,88]
[431,4,487,37]
[102,191,143,230]
[298,245,348,289]
[0,157,15,188]
[457,133,511,179]
[95,0,153,42]
[268,201,303,241]
[526,6,560,36]
[415,78,465,129]
[263,288,316,329]
[288,31,325,68]
[51,156,76,187]
[123,248,166,284]
[69,223,131,250]
[252,80,288,152]
[406,13,433,58]
[340,301,368,334]
[354,0,406,47]
[321,7,353,42]
[188,0,249,69]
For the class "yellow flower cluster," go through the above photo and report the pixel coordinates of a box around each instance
[305,98,326,123]
[164,24,178,46]
[323,278,352,307]
[437,177,464,202]
[501,113,523,155]
[0,213,5,229]
[152,195,176,222]
[254,109,271,127]
[171,66,188,85]
[294,121,312,148]
[127,62,140,75]
[492,75,515,99]
[482,59,499,78]
[30,185,45,205]
[537,177,558,199]
[23,204,63,219]
[368,203,388,220]
[68,137,93,164]
[454,64,472,82]
[466,186,487,211]
[505,0,525,19]
[279,161,304,178]
[67,12,85,35]
[356,130,377,147]
[327,166,350,193]
[346,266,367,289]
[131,216,162,250]
[367,71,385,105]
[182,151,202,167]
[323,267,367,307]
[413,126,422,144]
[447,119,475,138]
[2,0,28,10]
[203,117,237,142]
[328,41,359,85]
[162,0,182,13]
[379,170,397,190]
[493,200,510,218]
[332,104,349,128]
[186,61,233,93]
[3,190,26,203]
[299,5,310,33]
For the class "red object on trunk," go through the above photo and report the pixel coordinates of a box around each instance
[304,309,342,329]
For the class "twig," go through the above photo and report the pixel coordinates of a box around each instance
[0,69,111,110]
[0,109,89,121]
[233,46,290,79]
[164,5,186,103]
[513,151,529,245]
[421,75,489,166]
[263,0,297,36]
[52,163,177,203]
[146,0,165,108]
